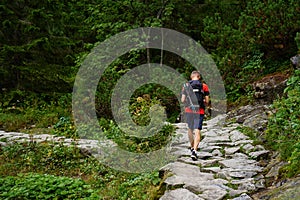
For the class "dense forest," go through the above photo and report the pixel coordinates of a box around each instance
[0,0,300,199]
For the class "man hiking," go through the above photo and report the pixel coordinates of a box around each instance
[181,71,210,160]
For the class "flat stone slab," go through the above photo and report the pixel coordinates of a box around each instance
[242,143,255,153]
[198,145,222,152]
[220,168,259,179]
[160,188,204,200]
[249,150,269,159]
[198,151,213,159]
[202,166,221,173]
[161,162,203,177]
[198,188,228,200]
[232,193,252,200]
[230,130,249,142]
[219,158,258,169]
[164,173,215,188]
[184,179,229,193]
[177,156,224,167]
[201,135,231,143]
[225,146,240,155]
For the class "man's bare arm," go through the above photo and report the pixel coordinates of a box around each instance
[181,94,186,103]
[205,95,209,106]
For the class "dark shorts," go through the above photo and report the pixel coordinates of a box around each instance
[186,113,204,130]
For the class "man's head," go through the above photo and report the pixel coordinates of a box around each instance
[190,71,201,80]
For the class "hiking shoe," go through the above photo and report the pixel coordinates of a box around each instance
[191,150,198,161]
[189,147,194,152]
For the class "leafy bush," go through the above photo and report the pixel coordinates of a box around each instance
[0,173,100,199]
[0,142,84,176]
[201,0,300,102]
[266,70,300,177]
[0,90,72,132]
[52,116,76,138]
[0,141,165,199]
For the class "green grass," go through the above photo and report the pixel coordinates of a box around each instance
[0,142,165,199]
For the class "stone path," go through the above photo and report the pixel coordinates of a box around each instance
[0,114,270,200]
[159,115,269,200]
[0,131,103,155]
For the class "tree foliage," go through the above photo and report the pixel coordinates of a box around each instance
[0,0,95,92]
[202,0,300,101]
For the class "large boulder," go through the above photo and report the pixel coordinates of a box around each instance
[290,54,300,70]
[252,73,290,104]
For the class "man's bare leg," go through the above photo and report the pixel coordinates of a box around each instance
[188,128,194,149]
[193,129,201,151]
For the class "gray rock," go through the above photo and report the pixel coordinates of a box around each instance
[177,156,204,165]
[242,144,255,153]
[243,113,268,132]
[160,188,204,200]
[254,145,266,151]
[219,167,260,179]
[255,178,266,189]
[211,149,223,157]
[265,161,288,178]
[249,150,269,160]
[6,135,30,141]
[238,182,256,191]
[217,171,232,180]
[209,142,235,147]
[219,158,258,169]
[234,140,253,146]
[228,189,248,197]
[198,188,227,200]
[231,178,254,186]
[227,169,258,179]
[161,162,202,176]
[199,145,222,152]
[171,146,192,157]
[7,132,25,136]
[232,193,252,200]
[0,134,12,140]
[252,74,288,105]
[225,147,240,155]
[164,173,214,188]
[202,167,221,173]
[0,141,7,147]
[231,153,250,159]
[199,157,224,167]
[202,130,219,137]
[290,54,300,69]
[198,151,213,159]
[201,135,231,144]
[230,130,249,142]
[184,179,229,193]
[205,115,227,128]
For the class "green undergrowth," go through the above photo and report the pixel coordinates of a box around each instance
[266,70,300,178]
[0,93,174,199]
[0,142,165,199]
[0,173,100,199]
[0,90,72,132]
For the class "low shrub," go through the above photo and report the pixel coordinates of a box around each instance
[0,173,100,199]
[266,70,300,177]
